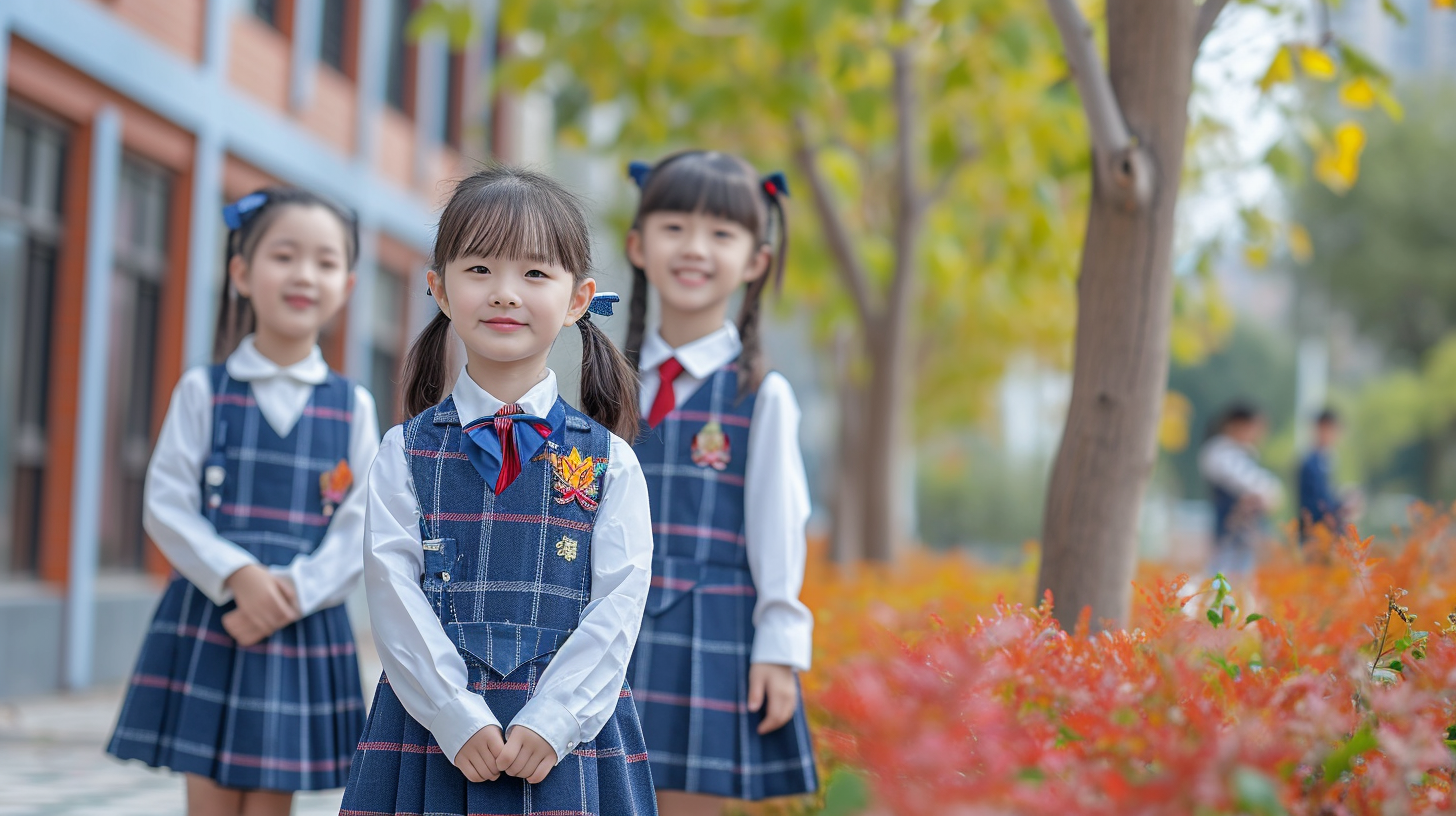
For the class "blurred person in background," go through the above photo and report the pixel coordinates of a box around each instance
[1199,402,1283,578]
[1298,408,1358,544]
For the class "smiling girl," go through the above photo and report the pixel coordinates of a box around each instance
[108,188,378,815]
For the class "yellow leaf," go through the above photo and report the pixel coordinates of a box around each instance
[1339,77,1376,109]
[1288,223,1314,264]
[1259,46,1295,92]
[1244,244,1270,268]
[1159,391,1192,453]
[1297,45,1337,80]
[1315,122,1367,194]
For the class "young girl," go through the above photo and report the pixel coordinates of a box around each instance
[338,166,657,816]
[622,151,818,812]
[108,188,378,814]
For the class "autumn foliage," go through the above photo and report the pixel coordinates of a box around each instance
[799,511,1456,814]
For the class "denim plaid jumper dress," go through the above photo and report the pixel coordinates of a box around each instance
[108,365,366,791]
[629,363,818,800]
[339,397,657,816]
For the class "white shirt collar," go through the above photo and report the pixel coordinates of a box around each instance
[451,367,560,423]
[225,335,329,385]
[639,322,742,380]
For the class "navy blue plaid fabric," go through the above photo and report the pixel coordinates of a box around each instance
[108,366,366,792]
[629,364,818,800]
[339,397,657,816]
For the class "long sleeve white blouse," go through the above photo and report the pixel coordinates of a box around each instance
[362,368,653,766]
[638,323,814,672]
[141,336,380,616]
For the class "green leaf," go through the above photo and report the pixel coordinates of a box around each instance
[1245,613,1265,624]
[819,768,870,816]
[1379,0,1408,25]
[1389,659,1405,672]
[1233,766,1289,816]
[1324,726,1378,782]
[1207,609,1224,627]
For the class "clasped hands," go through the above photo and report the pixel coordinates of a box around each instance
[454,725,558,785]
[221,564,300,646]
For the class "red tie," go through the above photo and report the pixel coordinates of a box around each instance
[647,358,685,428]
[493,404,525,493]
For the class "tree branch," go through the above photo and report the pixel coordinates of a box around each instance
[1045,0,1132,159]
[1193,0,1232,48]
[792,121,876,330]
[888,0,922,323]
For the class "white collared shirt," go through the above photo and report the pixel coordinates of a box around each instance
[142,335,381,616]
[363,367,653,766]
[639,322,814,672]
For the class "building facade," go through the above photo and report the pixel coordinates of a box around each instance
[0,0,502,697]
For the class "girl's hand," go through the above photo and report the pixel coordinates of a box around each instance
[226,564,299,630]
[497,725,557,784]
[748,663,799,735]
[454,725,506,783]
[220,609,270,646]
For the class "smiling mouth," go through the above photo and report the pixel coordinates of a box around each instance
[483,318,527,332]
[671,268,712,285]
[283,295,317,309]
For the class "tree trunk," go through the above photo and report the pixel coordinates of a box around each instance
[832,329,867,563]
[859,335,911,561]
[1038,0,1197,630]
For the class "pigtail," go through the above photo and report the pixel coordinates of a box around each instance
[212,229,256,362]
[402,310,454,417]
[578,315,641,441]
[623,264,649,370]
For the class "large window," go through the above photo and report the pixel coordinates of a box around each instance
[252,0,283,29]
[369,266,406,429]
[99,158,171,572]
[385,0,416,114]
[319,0,352,75]
[0,107,67,577]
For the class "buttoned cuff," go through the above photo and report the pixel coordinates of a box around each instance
[429,690,503,764]
[510,696,581,763]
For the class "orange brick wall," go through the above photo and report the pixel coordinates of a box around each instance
[86,0,207,63]
[300,66,357,155]
[227,14,291,112]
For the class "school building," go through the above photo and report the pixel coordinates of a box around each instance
[0,0,511,697]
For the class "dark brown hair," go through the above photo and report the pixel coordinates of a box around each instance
[624,150,788,395]
[401,165,640,439]
[212,187,359,361]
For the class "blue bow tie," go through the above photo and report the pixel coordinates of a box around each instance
[459,400,565,494]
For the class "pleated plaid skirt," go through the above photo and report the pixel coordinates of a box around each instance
[107,575,365,791]
[629,558,818,800]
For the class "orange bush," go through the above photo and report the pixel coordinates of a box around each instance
[799,512,1456,815]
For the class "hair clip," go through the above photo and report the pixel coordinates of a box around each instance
[627,161,653,190]
[588,292,620,317]
[222,192,269,230]
[760,171,790,199]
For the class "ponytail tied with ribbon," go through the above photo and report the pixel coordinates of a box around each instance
[222,192,269,230]
[586,292,620,318]
[627,161,653,190]
[760,171,790,200]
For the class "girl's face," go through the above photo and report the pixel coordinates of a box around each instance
[628,210,769,317]
[230,204,354,345]
[427,253,594,368]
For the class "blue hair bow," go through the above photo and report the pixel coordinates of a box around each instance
[761,171,790,199]
[627,161,653,190]
[588,292,620,317]
[222,192,269,230]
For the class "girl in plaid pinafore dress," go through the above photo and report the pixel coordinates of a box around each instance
[108,189,377,814]
[621,152,819,809]
[339,166,656,816]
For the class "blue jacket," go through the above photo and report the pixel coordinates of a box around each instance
[1299,449,1342,531]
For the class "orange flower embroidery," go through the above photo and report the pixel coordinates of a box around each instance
[319,459,353,517]
[549,447,603,512]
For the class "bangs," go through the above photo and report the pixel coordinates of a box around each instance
[638,151,764,238]
[433,171,592,274]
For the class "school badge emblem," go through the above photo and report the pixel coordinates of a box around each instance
[690,420,731,471]
[548,447,605,512]
[555,536,579,562]
[319,459,353,517]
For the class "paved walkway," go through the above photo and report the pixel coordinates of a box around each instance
[0,650,382,816]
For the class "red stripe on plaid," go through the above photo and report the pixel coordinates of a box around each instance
[626,752,650,762]
[216,750,345,771]
[423,512,593,532]
[221,504,330,526]
[406,448,470,460]
[469,680,532,692]
[303,405,352,421]
[650,575,696,591]
[355,741,443,755]
[162,624,357,657]
[633,689,748,713]
[671,410,752,428]
[212,393,255,408]
[698,584,755,596]
[620,687,632,698]
[652,523,746,546]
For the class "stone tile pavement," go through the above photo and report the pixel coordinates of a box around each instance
[0,648,382,816]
